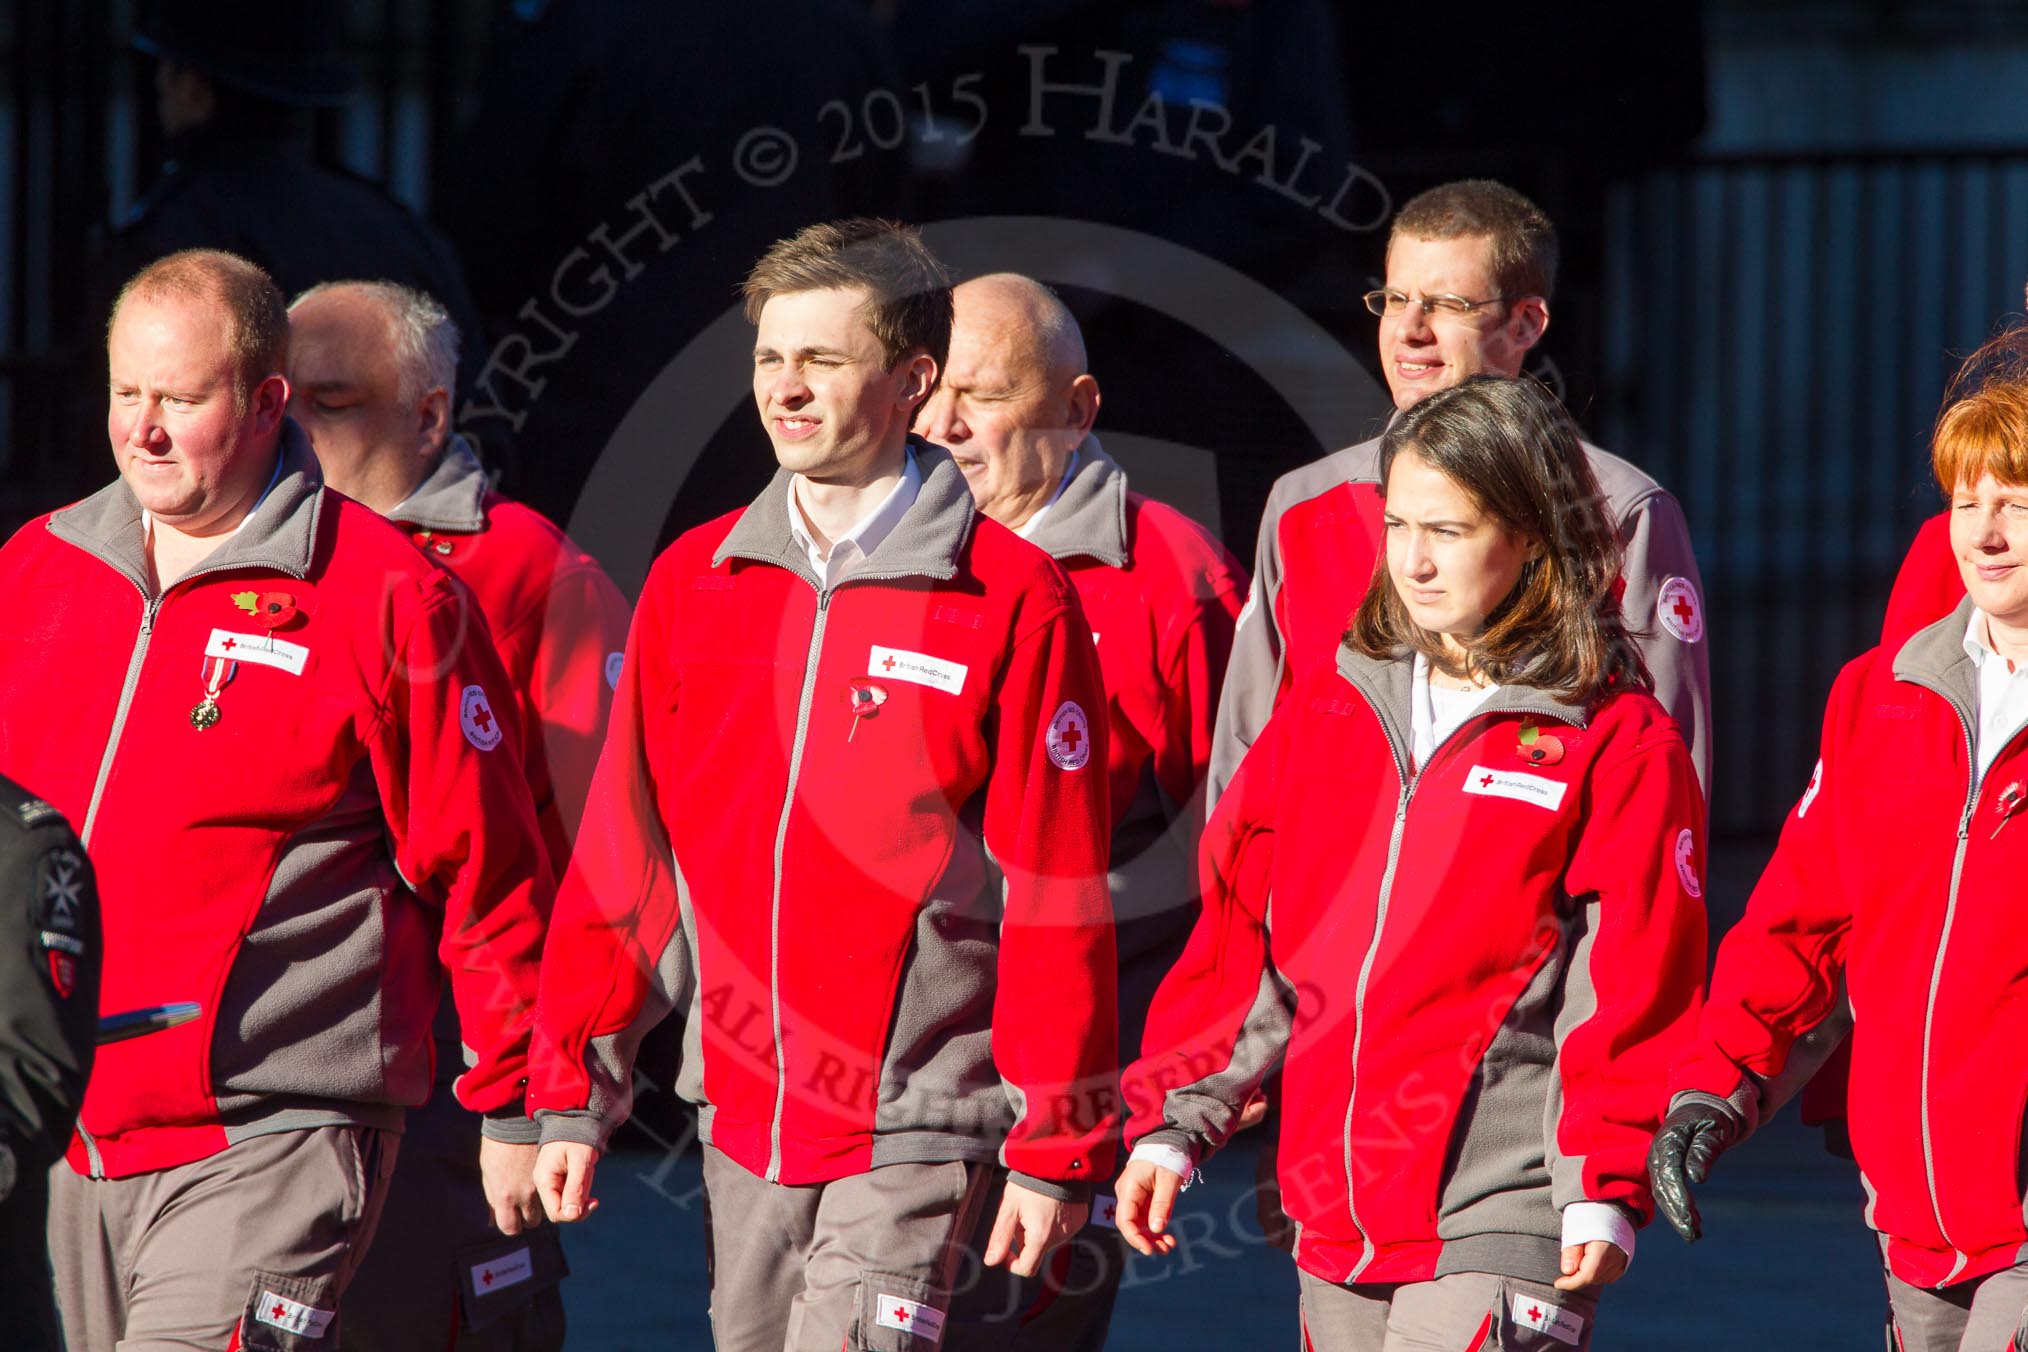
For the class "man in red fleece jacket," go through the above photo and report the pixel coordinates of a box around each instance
[528,220,1118,1350]
[287,279,631,1352]
[922,273,1245,1350]
[3,249,553,1350]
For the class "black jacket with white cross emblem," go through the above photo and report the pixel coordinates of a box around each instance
[0,772,98,1199]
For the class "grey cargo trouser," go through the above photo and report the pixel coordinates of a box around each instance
[701,1142,993,1352]
[1297,1268,1600,1351]
[48,1125,396,1352]
[1884,1260,2028,1351]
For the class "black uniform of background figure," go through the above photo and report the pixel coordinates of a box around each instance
[0,775,100,1352]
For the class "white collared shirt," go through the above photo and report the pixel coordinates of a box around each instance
[1963,608,2028,784]
[787,449,921,590]
[1015,451,1081,541]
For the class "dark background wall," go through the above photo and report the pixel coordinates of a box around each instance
[7,0,2027,840]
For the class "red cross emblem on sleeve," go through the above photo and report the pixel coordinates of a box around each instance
[1657,576,1705,643]
[460,685,504,752]
[1047,700,1092,770]
[1480,774,1495,787]
[882,655,897,671]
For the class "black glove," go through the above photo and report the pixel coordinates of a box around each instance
[1647,1096,1748,1242]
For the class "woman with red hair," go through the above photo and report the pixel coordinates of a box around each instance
[1656,357,2028,1349]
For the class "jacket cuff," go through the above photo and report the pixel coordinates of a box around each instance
[534,1108,609,1150]
[479,1107,542,1145]
[1668,1083,1760,1137]
[1006,1170,1090,1206]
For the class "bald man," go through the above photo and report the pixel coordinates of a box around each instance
[922,275,1246,1350]
[288,280,631,1352]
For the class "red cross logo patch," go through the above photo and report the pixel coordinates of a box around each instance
[1047,700,1091,771]
[460,684,504,752]
[1656,576,1705,643]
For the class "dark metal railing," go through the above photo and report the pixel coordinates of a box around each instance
[1599,150,2028,832]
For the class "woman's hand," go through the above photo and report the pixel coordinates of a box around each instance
[1114,1159,1185,1257]
[1554,1239,1629,1290]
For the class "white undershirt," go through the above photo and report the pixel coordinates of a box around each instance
[786,449,920,589]
[1411,652,1500,769]
[1014,451,1080,541]
[1963,608,2028,785]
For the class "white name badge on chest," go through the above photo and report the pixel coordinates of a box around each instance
[204,629,309,676]
[868,645,967,696]
[1462,764,1568,812]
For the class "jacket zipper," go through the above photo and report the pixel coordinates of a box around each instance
[765,586,833,1183]
[68,553,303,1179]
[74,578,157,1179]
[80,581,158,848]
[1335,690,1556,1279]
[1909,689,1980,1284]
[749,552,956,1183]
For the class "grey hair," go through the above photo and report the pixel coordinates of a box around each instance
[290,279,460,407]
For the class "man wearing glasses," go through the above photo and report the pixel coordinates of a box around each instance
[1209,179,1711,802]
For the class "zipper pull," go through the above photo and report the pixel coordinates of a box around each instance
[1992,781,2025,840]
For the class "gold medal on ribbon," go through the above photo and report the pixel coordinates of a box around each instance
[190,655,235,731]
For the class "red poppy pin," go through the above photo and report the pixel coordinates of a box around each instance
[845,680,888,741]
[231,590,298,630]
[1516,719,1565,766]
[1992,781,2025,840]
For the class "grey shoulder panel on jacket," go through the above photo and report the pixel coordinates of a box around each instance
[1262,437,1384,524]
[1580,439,1670,521]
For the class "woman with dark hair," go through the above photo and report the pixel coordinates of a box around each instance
[1653,354,2028,1350]
[1114,376,1707,1349]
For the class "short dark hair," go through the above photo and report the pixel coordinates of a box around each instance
[1347,375,1648,704]
[1390,180,1558,302]
[742,219,953,377]
[112,248,288,414]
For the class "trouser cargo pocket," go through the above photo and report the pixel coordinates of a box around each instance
[456,1227,569,1334]
[856,1268,950,1350]
[239,1271,341,1350]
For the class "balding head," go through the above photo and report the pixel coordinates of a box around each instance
[113,249,288,415]
[923,274,1101,529]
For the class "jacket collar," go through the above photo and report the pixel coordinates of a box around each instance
[1893,595,1982,718]
[1019,435,1129,567]
[48,419,326,595]
[1334,641,1594,773]
[713,436,977,585]
[388,434,489,534]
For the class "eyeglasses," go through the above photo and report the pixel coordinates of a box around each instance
[1361,289,1518,320]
